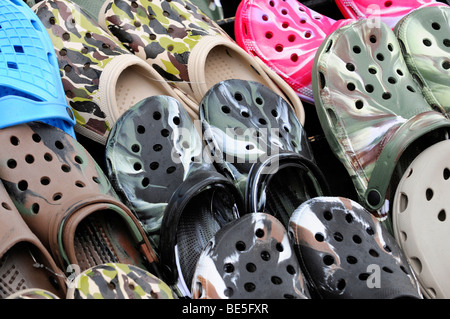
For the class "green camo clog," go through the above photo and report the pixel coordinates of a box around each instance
[67,263,176,299]
[312,18,450,216]
[394,5,450,113]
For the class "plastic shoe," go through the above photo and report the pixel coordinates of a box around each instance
[0,179,67,299]
[235,0,353,104]
[0,0,75,137]
[191,213,310,299]
[289,197,422,299]
[200,79,330,228]
[191,0,224,20]
[392,139,450,299]
[334,0,447,29]
[73,0,305,124]
[0,122,160,278]
[66,263,177,299]
[394,6,450,112]
[104,95,244,297]
[33,0,198,145]
[312,18,450,216]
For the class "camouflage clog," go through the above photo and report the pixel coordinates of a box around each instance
[0,122,159,277]
[392,139,450,298]
[394,6,450,112]
[0,0,75,137]
[334,0,446,28]
[0,179,67,299]
[86,0,305,124]
[191,212,310,299]
[289,197,422,299]
[104,95,244,296]
[6,289,61,299]
[33,0,196,145]
[67,263,177,299]
[200,79,329,228]
[312,18,450,216]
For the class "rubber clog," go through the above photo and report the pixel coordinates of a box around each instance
[0,0,75,137]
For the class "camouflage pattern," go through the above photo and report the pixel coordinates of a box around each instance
[312,19,450,214]
[200,79,328,225]
[67,263,176,299]
[34,0,131,142]
[105,95,205,247]
[101,0,229,82]
[201,79,315,191]
[394,6,450,112]
[6,289,60,299]
[0,122,158,273]
[289,197,422,299]
[191,212,310,299]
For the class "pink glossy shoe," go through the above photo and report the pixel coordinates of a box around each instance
[334,0,448,28]
[235,0,353,103]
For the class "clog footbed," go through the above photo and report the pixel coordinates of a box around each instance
[33,0,198,145]
[334,0,447,28]
[0,179,67,299]
[191,213,310,299]
[104,95,244,296]
[394,5,450,112]
[392,139,450,299]
[0,0,75,137]
[200,79,330,228]
[66,262,177,299]
[312,18,450,215]
[289,196,422,299]
[0,122,159,277]
[235,0,353,103]
[70,0,305,125]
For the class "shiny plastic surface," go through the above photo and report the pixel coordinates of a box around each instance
[312,19,450,213]
[289,197,422,299]
[192,213,310,299]
[235,0,353,102]
[334,0,446,28]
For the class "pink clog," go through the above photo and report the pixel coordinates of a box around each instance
[235,0,353,103]
[334,0,448,28]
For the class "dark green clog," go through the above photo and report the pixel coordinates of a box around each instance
[312,18,450,215]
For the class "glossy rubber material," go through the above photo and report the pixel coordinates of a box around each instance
[191,213,310,299]
[312,18,450,215]
[235,0,352,103]
[334,0,446,28]
[393,139,450,299]
[394,5,450,112]
[104,95,244,296]
[289,197,422,299]
[200,79,330,227]
[0,0,75,137]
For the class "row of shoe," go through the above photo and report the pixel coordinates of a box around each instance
[235,0,450,299]
[0,0,447,299]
